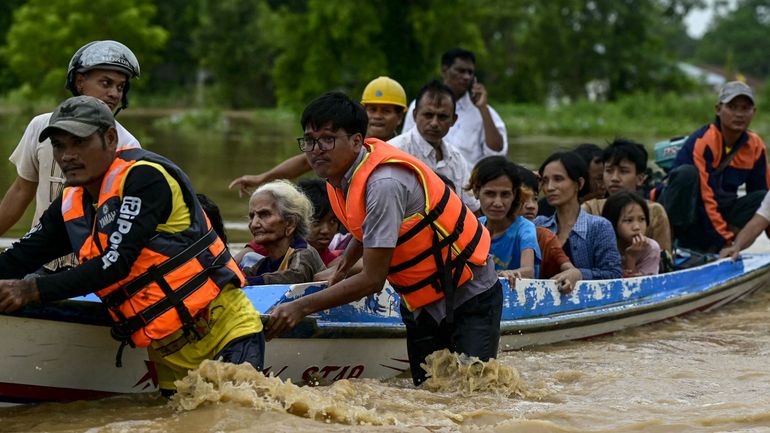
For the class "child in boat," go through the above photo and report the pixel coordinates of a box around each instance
[516,166,581,291]
[468,156,541,286]
[240,180,325,285]
[297,178,344,266]
[602,191,661,277]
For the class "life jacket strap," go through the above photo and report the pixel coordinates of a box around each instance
[390,218,484,295]
[390,195,467,274]
[396,186,451,246]
[102,229,218,309]
[109,248,229,347]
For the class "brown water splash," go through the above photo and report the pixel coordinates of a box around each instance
[421,349,532,397]
[172,360,397,425]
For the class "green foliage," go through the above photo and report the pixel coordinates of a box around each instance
[0,0,25,94]
[497,91,719,138]
[0,0,762,110]
[192,0,276,108]
[269,0,485,109]
[1,0,167,102]
[696,0,770,79]
[143,0,200,96]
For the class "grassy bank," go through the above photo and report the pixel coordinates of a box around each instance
[496,92,770,140]
[3,90,769,141]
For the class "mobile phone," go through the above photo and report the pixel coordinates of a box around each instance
[469,77,480,103]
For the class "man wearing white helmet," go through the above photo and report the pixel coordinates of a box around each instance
[0,40,142,271]
[228,76,407,196]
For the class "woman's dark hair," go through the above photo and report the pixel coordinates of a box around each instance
[538,151,590,199]
[468,156,524,218]
[297,178,332,220]
[573,143,603,165]
[516,164,539,195]
[601,191,650,239]
[197,193,227,246]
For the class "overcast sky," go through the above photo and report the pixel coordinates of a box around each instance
[685,0,738,38]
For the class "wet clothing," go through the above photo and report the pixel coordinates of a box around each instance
[534,209,622,280]
[242,238,325,285]
[480,215,541,277]
[148,286,263,390]
[400,280,503,386]
[653,118,770,249]
[327,139,500,385]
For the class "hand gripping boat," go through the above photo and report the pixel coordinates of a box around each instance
[2,255,769,405]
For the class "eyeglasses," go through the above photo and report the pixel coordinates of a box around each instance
[297,134,352,152]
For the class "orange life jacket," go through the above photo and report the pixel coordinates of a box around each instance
[61,148,244,348]
[327,138,490,311]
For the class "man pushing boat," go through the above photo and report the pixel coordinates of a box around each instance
[0,96,264,396]
[265,92,503,386]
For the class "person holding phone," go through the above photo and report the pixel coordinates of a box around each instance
[403,48,508,167]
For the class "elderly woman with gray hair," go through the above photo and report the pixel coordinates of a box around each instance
[237,179,325,285]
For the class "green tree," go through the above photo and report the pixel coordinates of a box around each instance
[143,0,201,101]
[0,0,26,93]
[192,0,276,108]
[2,0,167,101]
[696,0,770,79]
[268,0,484,109]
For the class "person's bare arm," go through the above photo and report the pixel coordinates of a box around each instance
[720,214,769,260]
[228,154,311,197]
[0,176,37,235]
[266,246,393,339]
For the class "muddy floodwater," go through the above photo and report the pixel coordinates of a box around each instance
[3,285,770,432]
[1,112,769,432]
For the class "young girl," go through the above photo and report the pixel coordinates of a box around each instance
[602,191,661,277]
[468,156,541,286]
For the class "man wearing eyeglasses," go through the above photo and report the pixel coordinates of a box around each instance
[653,81,770,253]
[266,91,503,386]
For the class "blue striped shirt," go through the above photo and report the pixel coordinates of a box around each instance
[534,209,622,280]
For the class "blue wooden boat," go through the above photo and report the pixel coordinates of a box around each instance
[2,254,769,405]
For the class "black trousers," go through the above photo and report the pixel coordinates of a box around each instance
[399,281,503,386]
[660,164,766,251]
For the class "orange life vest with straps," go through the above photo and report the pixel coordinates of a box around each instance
[327,138,491,311]
[61,148,245,348]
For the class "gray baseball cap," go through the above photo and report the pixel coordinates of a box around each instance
[39,95,115,142]
[717,81,755,105]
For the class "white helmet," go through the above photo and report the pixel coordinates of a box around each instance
[65,40,140,112]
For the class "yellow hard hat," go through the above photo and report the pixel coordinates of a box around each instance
[361,76,407,109]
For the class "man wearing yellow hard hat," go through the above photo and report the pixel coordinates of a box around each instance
[229,76,407,196]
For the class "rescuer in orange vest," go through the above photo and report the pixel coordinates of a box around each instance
[0,96,264,395]
[265,92,503,385]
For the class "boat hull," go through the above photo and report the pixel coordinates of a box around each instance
[1,255,768,404]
